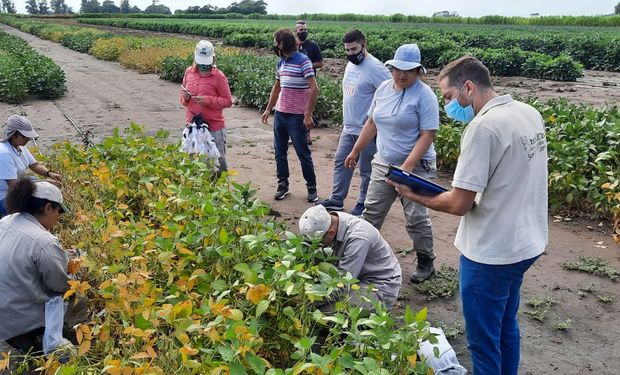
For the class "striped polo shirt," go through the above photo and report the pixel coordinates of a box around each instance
[275,51,315,115]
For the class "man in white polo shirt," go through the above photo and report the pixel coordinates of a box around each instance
[388,56,548,375]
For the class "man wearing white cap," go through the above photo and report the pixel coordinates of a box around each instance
[345,44,440,284]
[299,205,402,311]
[180,40,233,173]
[0,115,62,217]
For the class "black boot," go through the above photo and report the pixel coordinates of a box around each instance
[410,253,436,283]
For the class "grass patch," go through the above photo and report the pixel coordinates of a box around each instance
[413,265,459,300]
[562,256,619,281]
[524,295,558,322]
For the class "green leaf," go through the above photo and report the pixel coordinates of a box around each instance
[415,307,428,323]
[230,361,248,375]
[404,305,415,325]
[219,227,229,244]
[256,299,269,317]
[246,353,267,375]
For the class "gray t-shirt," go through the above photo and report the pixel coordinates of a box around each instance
[0,141,37,200]
[368,79,440,164]
[331,212,402,301]
[452,95,548,265]
[0,213,69,339]
[342,53,391,135]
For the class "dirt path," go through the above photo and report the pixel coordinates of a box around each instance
[1,24,620,374]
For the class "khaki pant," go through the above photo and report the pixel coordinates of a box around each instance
[362,157,436,258]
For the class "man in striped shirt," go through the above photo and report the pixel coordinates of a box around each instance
[262,28,320,202]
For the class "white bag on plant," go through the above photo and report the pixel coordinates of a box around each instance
[180,122,220,166]
[42,296,72,356]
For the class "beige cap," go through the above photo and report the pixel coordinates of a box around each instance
[33,181,69,213]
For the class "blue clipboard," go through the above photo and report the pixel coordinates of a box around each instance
[385,165,448,196]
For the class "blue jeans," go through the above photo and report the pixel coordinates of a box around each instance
[273,111,316,188]
[0,198,6,217]
[460,254,540,375]
[329,133,376,205]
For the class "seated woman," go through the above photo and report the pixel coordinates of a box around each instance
[0,177,75,354]
[0,115,62,217]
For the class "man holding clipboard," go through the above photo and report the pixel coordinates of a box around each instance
[388,56,548,375]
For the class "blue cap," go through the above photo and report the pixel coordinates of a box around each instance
[385,44,426,73]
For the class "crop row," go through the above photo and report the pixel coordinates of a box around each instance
[0,31,66,103]
[2,16,618,228]
[34,12,620,28]
[24,126,436,374]
[75,17,620,75]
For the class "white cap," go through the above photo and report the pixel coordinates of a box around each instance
[194,40,214,65]
[2,115,40,142]
[33,181,69,213]
[299,205,332,238]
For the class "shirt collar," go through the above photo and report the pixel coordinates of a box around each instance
[477,94,513,117]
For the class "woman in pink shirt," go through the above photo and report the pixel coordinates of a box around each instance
[180,40,233,172]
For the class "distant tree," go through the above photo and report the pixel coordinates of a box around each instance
[26,0,39,14]
[615,2,620,14]
[101,0,119,13]
[226,0,267,15]
[80,0,101,13]
[38,0,50,14]
[51,0,71,14]
[1,0,16,13]
[145,0,170,15]
[130,5,141,12]
[120,0,130,13]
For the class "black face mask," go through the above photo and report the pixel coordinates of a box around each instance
[297,31,308,42]
[273,45,282,57]
[347,49,365,65]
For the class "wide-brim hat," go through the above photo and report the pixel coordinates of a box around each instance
[385,43,427,73]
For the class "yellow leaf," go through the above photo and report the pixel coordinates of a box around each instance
[67,258,82,274]
[350,284,360,290]
[246,284,271,305]
[407,353,417,367]
[227,169,239,176]
[99,325,110,343]
[0,352,10,371]
[145,182,154,192]
[63,289,76,299]
[118,203,129,210]
[78,339,91,356]
[223,308,243,321]
[146,345,157,358]
[427,368,435,375]
[131,352,150,359]
[177,333,190,345]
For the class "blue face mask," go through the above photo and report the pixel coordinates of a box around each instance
[444,83,475,123]
[197,64,212,73]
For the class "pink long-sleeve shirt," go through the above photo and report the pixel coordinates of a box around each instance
[180,66,233,131]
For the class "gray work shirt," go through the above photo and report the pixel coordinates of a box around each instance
[331,212,402,301]
[0,213,69,339]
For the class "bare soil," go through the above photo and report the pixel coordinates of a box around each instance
[1,24,620,374]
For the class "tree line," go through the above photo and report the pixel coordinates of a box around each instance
[21,0,267,15]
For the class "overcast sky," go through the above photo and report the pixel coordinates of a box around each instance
[15,0,619,17]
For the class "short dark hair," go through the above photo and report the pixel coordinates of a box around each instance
[438,55,493,90]
[295,20,306,26]
[5,176,60,215]
[342,29,365,44]
[274,28,297,54]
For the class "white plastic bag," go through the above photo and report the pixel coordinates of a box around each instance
[43,296,72,356]
[180,122,220,166]
[418,327,468,375]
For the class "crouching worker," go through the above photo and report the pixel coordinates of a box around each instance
[299,205,402,312]
[0,177,81,355]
